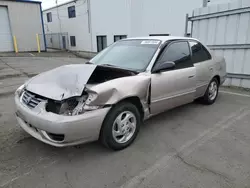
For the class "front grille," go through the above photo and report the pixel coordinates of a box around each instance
[22,90,46,109]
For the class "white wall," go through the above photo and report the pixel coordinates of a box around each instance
[209,0,237,5]
[43,0,91,51]
[90,0,131,52]
[0,1,45,52]
[90,0,203,52]
[43,0,204,52]
[130,0,203,37]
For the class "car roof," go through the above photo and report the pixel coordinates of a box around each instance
[123,36,199,43]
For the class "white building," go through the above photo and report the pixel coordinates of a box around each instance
[42,0,213,53]
[0,0,46,52]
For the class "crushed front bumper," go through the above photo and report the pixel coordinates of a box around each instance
[15,94,110,147]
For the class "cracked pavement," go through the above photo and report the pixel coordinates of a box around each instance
[1,56,250,188]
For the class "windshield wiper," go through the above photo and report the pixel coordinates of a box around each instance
[85,61,93,64]
[100,64,116,67]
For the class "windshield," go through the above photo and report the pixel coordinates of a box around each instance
[90,39,161,71]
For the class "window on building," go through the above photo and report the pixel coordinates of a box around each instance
[68,6,76,18]
[97,36,107,52]
[70,36,76,47]
[157,41,192,70]
[47,12,52,22]
[189,41,211,63]
[149,34,170,36]
[114,35,127,42]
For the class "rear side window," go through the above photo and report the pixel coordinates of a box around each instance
[158,41,192,70]
[189,41,211,63]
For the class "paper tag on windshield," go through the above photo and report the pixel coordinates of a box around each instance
[141,40,160,45]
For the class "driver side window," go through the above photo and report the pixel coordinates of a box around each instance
[157,41,193,70]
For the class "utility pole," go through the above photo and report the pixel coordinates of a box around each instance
[87,0,93,52]
[56,0,62,33]
[203,0,210,7]
[184,14,189,37]
[56,0,63,49]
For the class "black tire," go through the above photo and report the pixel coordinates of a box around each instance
[100,102,141,150]
[200,78,219,105]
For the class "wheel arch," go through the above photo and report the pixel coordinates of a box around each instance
[111,96,145,121]
[98,96,144,145]
[213,75,221,85]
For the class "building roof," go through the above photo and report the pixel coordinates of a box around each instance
[43,0,79,11]
[12,0,41,4]
[124,36,198,43]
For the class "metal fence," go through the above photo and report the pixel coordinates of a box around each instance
[44,33,69,50]
[188,0,250,88]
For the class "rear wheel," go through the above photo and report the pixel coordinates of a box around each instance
[100,102,141,150]
[200,78,219,105]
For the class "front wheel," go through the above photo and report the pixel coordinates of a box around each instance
[200,78,219,105]
[100,102,141,150]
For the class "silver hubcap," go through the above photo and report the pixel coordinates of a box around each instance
[208,81,218,101]
[112,111,137,144]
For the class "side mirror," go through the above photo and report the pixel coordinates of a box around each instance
[152,61,175,73]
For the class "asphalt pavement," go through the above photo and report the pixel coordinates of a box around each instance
[0,56,250,188]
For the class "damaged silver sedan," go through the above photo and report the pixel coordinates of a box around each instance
[15,36,226,150]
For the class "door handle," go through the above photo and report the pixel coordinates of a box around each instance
[209,67,213,71]
[188,75,195,78]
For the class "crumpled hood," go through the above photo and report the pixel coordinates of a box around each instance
[25,64,97,101]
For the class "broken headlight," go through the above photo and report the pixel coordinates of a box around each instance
[85,92,98,105]
[83,105,100,111]
[46,91,100,116]
[46,96,85,116]
[61,95,89,116]
[82,91,100,111]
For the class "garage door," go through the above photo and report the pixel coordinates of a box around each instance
[0,6,13,52]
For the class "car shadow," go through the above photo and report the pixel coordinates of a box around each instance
[1,98,223,182]
[12,100,206,155]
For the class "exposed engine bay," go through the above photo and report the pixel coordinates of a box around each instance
[21,65,141,116]
[87,65,136,84]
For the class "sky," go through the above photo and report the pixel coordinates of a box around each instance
[41,0,70,10]
[40,0,235,10]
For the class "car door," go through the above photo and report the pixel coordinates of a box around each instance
[189,41,213,98]
[150,41,196,115]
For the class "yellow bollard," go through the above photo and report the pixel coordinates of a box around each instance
[36,34,41,53]
[13,35,18,53]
